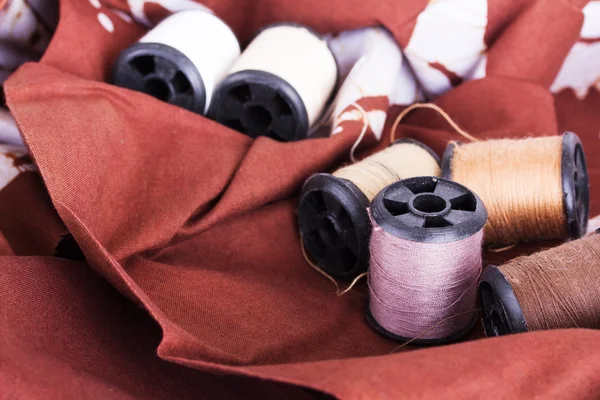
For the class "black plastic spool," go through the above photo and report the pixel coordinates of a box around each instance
[208,23,337,142]
[366,176,488,344]
[298,174,370,280]
[112,42,206,115]
[297,139,440,281]
[478,265,528,337]
[441,132,590,240]
[479,230,600,338]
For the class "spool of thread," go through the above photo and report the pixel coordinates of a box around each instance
[209,23,338,142]
[298,139,441,280]
[479,232,600,336]
[441,132,589,247]
[368,176,487,343]
[112,10,240,115]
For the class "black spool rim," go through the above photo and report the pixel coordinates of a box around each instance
[112,42,206,114]
[441,133,590,238]
[478,265,528,337]
[298,173,371,280]
[561,132,589,239]
[391,138,441,165]
[365,306,479,345]
[208,70,309,142]
[440,140,459,180]
[370,176,488,243]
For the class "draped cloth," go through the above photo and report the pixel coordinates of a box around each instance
[2,0,600,398]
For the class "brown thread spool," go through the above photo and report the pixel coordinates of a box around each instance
[441,132,589,247]
[298,139,441,281]
[479,232,600,336]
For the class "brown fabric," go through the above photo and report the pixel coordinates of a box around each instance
[3,0,600,398]
[0,171,67,255]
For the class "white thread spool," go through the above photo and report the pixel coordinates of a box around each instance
[112,10,240,115]
[209,24,338,141]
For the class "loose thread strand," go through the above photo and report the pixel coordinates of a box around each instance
[300,237,367,296]
[488,244,517,253]
[389,103,479,143]
[388,308,481,353]
[348,102,370,163]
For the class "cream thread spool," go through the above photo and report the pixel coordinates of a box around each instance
[112,10,240,115]
[298,139,441,281]
[367,176,487,343]
[209,23,338,142]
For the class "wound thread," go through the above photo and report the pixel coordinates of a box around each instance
[367,177,487,343]
[443,133,589,247]
[333,140,441,200]
[480,233,600,335]
[369,227,484,340]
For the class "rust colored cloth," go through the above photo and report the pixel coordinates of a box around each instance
[2,0,600,399]
[0,144,66,255]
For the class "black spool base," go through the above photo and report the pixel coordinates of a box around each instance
[365,306,479,345]
[298,173,371,281]
[112,42,206,114]
[441,132,590,240]
[209,70,309,142]
[479,265,528,337]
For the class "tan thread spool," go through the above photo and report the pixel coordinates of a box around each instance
[442,133,589,247]
[298,138,441,283]
[298,102,456,292]
[480,232,600,336]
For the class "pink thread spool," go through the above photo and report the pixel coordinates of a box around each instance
[367,176,487,343]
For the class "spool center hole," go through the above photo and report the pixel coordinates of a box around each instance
[244,105,272,131]
[412,194,447,214]
[144,78,171,102]
[318,215,343,248]
[490,309,507,336]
